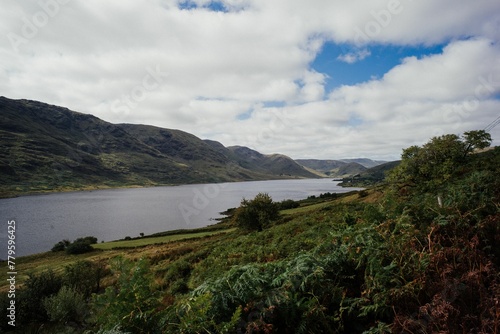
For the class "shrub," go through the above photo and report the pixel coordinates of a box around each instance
[43,286,87,323]
[64,260,107,297]
[66,240,93,254]
[52,236,97,253]
[75,236,98,244]
[278,199,299,210]
[232,193,280,231]
[319,192,337,199]
[17,270,63,323]
[51,239,70,252]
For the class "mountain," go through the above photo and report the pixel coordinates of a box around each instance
[227,146,315,178]
[296,159,370,178]
[0,97,317,197]
[338,160,401,187]
[336,162,368,177]
[338,158,388,168]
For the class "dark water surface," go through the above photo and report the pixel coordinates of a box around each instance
[1,179,362,256]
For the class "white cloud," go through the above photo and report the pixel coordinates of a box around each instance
[1,0,499,160]
[337,49,371,64]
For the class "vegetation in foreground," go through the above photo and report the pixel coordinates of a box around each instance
[1,130,499,333]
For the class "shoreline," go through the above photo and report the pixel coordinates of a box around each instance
[0,175,323,199]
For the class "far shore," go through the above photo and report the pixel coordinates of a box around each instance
[0,175,327,199]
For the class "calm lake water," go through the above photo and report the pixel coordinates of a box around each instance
[1,179,362,257]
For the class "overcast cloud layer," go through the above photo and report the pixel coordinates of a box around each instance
[1,0,499,160]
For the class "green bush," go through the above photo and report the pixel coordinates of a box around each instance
[17,270,63,323]
[278,199,299,210]
[232,193,280,231]
[66,240,93,254]
[64,260,107,297]
[51,239,70,252]
[43,286,87,323]
[52,236,97,253]
[75,236,98,244]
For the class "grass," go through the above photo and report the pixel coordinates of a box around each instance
[281,200,337,215]
[0,227,235,292]
[0,250,112,291]
[93,229,235,250]
[281,188,381,215]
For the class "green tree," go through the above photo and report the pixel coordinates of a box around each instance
[232,193,280,231]
[462,129,492,154]
[388,130,492,194]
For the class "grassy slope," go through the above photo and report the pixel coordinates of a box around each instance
[93,229,236,250]
[0,190,368,292]
[0,228,234,292]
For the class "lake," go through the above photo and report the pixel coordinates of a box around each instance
[0,179,362,257]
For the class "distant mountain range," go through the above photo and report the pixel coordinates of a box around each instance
[0,97,393,197]
[295,158,388,178]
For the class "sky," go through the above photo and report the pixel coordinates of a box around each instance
[1,0,499,161]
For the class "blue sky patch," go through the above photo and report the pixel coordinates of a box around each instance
[178,1,228,12]
[312,42,446,93]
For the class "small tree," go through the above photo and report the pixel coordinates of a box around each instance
[232,193,280,232]
[462,130,492,154]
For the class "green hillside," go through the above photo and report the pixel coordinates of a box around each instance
[0,97,317,197]
[1,131,498,333]
[229,146,316,178]
[296,159,371,178]
[339,160,401,187]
